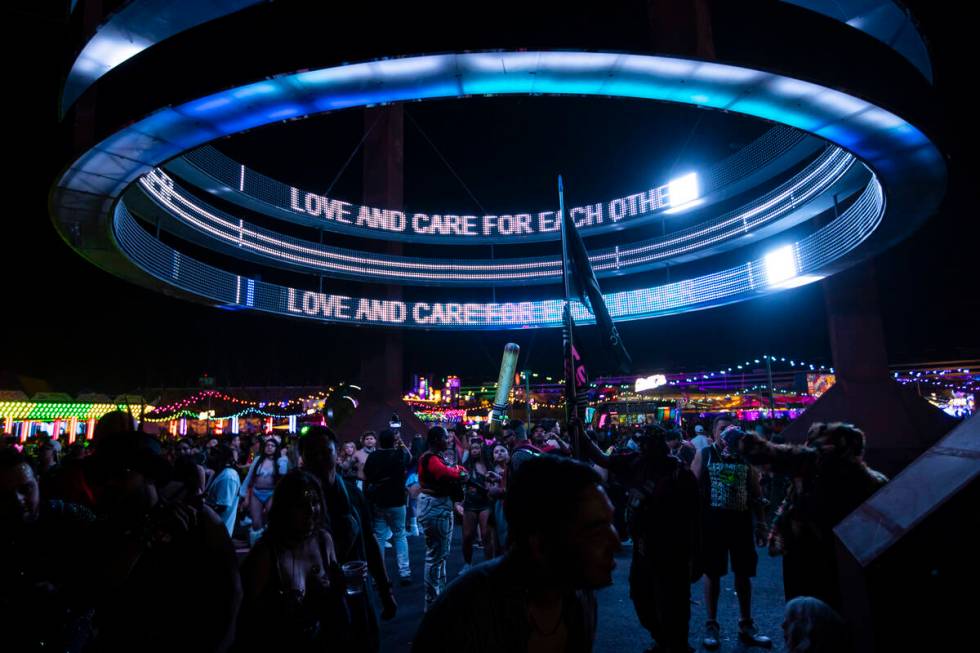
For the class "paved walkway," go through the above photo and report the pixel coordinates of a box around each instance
[377,526,786,652]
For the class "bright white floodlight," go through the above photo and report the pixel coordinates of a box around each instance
[764,245,798,286]
[665,172,701,214]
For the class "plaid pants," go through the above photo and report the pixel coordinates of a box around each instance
[417,493,454,610]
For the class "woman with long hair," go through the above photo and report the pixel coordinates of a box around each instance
[460,439,493,573]
[487,444,510,556]
[337,441,358,482]
[238,470,349,652]
[240,437,288,545]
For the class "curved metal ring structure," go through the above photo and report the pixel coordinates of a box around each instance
[51,50,945,330]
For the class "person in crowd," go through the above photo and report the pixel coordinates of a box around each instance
[353,431,378,485]
[691,419,772,649]
[690,424,711,451]
[338,440,359,482]
[539,427,572,456]
[161,441,176,465]
[529,423,547,447]
[0,448,97,652]
[665,428,696,468]
[246,433,261,464]
[596,431,631,544]
[739,422,888,610]
[175,437,194,459]
[412,454,620,652]
[168,447,207,505]
[416,425,469,610]
[206,443,242,537]
[363,428,413,586]
[299,425,396,652]
[781,596,851,653]
[241,436,288,545]
[36,441,63,501]
[89,431,241,653]
[487,443,509,555]
[225,433,242,465]
[66,442,87,461]
[579,422,701,653]
[461,438,494,573]
[37,440,59,475]
[498,427,517,450]
[509,425,543,473]
[408,429,428,459]
[280,438,298,471]
[450,423,471,461]
[404,472,422,534]
[238,470,349,652]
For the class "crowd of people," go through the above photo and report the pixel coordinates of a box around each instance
[0,409,888,653]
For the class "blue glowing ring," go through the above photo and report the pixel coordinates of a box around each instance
[51,51,944,328]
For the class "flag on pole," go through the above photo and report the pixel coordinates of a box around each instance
[561,184,633,374]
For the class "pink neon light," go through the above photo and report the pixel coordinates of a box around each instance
[86,418,96,439]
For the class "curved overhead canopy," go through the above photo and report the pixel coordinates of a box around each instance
[61,0,263,115]
[782,0,933,82]
[51,50,944,330]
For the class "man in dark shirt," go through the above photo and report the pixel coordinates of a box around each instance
[299,425,397,652]
[579,422,701,653]
[363,428,413,585]
[1,449,97,652]
[412,454,620,653]
[88,431,242,653]
[665,428,696,469]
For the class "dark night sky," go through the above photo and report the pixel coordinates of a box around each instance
[2,2,976,395]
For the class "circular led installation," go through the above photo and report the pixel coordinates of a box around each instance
[52,51,945,330]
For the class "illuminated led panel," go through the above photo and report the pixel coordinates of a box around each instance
[0,402,124,420]
[138,146,853,285]
[114,175,883,330]
[764,245,798,285]
[172,127,808,243]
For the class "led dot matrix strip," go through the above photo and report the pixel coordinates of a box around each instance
[169,126,809,243]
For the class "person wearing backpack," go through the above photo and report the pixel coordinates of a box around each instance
[363,429,412,586]
[578,420,702,653]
